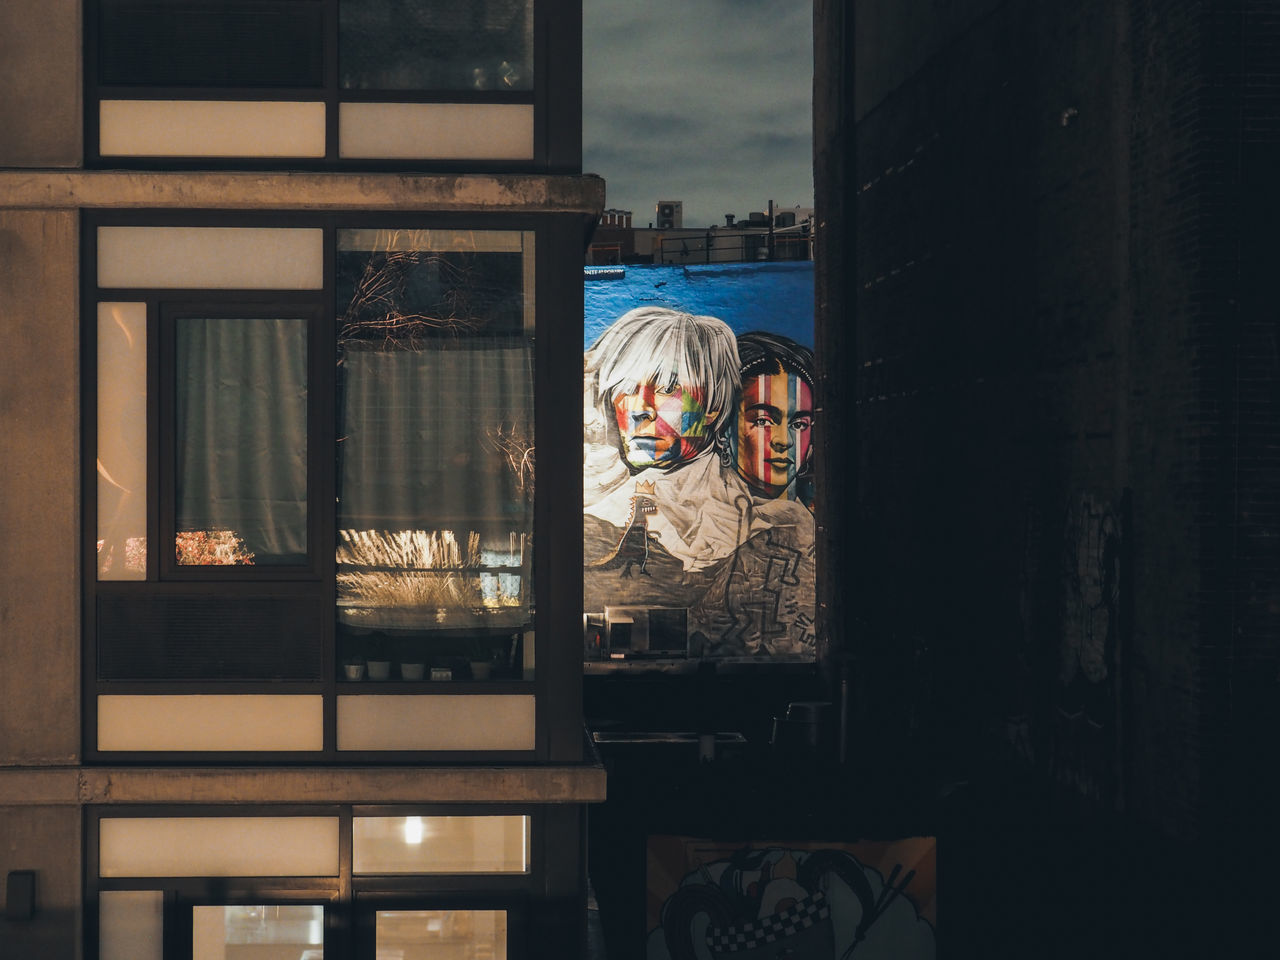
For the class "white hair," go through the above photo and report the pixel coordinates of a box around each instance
[587,307,740,438]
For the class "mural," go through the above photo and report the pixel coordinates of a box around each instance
[645,836,936,959]
[584,297,816,659]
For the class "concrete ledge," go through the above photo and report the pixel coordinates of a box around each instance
[0,765,607,805]
[0,171,606,214]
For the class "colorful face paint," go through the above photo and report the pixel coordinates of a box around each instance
[736,372,813,497]
[613,380,715,468]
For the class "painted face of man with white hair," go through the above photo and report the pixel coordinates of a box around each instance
[589,307,740,471]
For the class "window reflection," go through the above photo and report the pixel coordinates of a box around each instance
[193,905,323,960]
[376,910,506,960]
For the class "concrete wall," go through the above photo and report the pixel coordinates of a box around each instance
[0,0,81,166]
[0,210,81,765]
[0,806,81,960]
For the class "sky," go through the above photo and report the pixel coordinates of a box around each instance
[583,0,815,230]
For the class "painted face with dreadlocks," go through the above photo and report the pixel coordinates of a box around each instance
[612,377,719,469]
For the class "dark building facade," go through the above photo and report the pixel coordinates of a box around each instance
[816,0,1280,951]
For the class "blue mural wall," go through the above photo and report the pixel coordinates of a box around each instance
[583,261,818,660]
[585,262,815,349]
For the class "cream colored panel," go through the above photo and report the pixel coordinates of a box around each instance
[97,303,147,580]
[339,103,534,159]
[378,910,506,959]
[100,817,339,877]
[337,695,536,751]
[99,100,326,158]
[97,227,324,290]
[354,816,530,874]
[97,695,324,752]
[100,890,164,960]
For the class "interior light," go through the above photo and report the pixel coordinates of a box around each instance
[403,816,424,845]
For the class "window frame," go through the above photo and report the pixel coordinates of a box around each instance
[81,210,585,764]
[85,804,543,960]
[82,0,583,172]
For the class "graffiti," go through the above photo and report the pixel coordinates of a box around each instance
[645,838,936,960]
[584,307,816,658]
[1050,491,1124,805]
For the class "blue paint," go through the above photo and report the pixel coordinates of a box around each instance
[584,261,815,350]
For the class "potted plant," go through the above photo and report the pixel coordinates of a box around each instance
[396,638,425,681]
[341,654,365,682]
[466,636,492,681]
[365,632,392,681]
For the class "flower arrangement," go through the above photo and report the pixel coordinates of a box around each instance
[174,530,255,565]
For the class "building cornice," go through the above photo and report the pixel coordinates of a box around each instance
[0,170,606,215]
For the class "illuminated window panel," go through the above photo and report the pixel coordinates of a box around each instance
[99,817,339,878]
[99,890,163,960]
[97,695,324,752]
[336,695,536,751]
[193,905,324,960]
[377,910,506,960]
[97,227,324,290]
[97,302,147,581]
[99,100,327,158]
[353,816,530,874]
[338,103,534,160]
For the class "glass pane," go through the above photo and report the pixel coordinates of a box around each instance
[99,890,163,960]
[97,302,147,580]
[98,227,324,290]
[99,1,324,87]
[193,905,324,960]
[99,817,339,877]
[353,816,529,874]
[100,100,327,159]
[335,230,534,681]
[340,0,533,91]
[337,103,534,161]
[376,910,506,960]
[175,317,308,565]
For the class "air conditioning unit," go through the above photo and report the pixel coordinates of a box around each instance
[655,200,682,230]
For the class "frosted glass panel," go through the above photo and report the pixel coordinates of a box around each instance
[338,103,534,159]
[99,100,326,158]
[377,910,506,960]
[353,816,529,874]
[337,695,536,751]
[97,227,324,290]
[100,817,339,878]
[97,302,148,580]
[194,905,324,960]
[97,695,324,751]
[100,890,163,960]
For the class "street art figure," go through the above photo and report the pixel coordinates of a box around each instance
[584,308,816,657]
[647,845,935,960]
[732,332,816,509]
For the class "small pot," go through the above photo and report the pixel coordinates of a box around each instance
[399,662,425,681]
[366,659,392,681]
[343,662,365,681]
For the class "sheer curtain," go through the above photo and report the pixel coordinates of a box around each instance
[174,317,309,565]
[336,338,534,628]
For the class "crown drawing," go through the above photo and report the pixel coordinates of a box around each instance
[635,480,657,495]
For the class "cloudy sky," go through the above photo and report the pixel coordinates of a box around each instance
[583,0,814,229]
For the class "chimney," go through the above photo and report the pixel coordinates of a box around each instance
[725,214,736,227]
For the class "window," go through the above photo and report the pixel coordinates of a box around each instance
[88,809,535,960]
[84,213,582,759]
[84,0,573,165]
